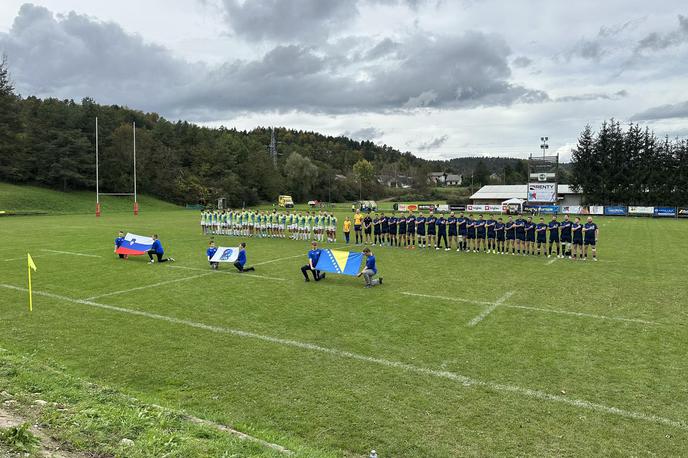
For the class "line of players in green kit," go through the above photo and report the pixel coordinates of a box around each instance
[201,209,338,243]
[355,211,598,260]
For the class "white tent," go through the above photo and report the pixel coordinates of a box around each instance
[502,197,525,212]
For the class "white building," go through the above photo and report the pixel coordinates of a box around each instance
[470,184,582,207]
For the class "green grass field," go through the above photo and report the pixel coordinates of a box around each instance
[1,201,687,456]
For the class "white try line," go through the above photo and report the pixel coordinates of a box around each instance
[0,283,685,432]
[84,273,214,301]
[253,253,303,266]
[545,258,558,265]
[401,292,659,325]
[467,291,515,327]
[167,265,286,281]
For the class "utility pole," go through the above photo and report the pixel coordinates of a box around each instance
[269,127,278,166]
[540,136,549,157]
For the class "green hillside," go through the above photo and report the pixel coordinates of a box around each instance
[0,182,179,215]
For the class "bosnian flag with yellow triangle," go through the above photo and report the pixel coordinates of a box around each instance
[314,249,364,276]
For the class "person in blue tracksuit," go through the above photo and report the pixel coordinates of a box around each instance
[234,242,255,272]
[358,247,382,288]
[301,241,325,281]
[114,231,127,259]
[148,235,175,264]
[207,240,218,269]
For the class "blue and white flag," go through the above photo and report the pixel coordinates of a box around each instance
[315,249,364,276]
[116,233,154,256]
[210,247,240,263]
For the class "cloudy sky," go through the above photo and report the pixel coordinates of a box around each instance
[1,1,687,161]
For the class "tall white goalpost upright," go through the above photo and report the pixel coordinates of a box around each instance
[94,117,139,216]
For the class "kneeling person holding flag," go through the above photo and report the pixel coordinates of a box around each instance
[301,241,325,282]
[358,247,382,288]
[234,242,255,272]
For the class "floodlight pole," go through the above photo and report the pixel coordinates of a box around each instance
[133,121,139,215]
[540,136,549,157]
[95,117,100,217]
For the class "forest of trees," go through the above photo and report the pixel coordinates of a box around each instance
[570,120,688,206]
[0,58,477,206]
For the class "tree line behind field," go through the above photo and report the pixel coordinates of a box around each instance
[1,58,685,207]
[571,121,688,206]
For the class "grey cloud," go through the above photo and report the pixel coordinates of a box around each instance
[221,0,358,42]
[555,90,628,102]
[512,56,532,68]
[635,14,688,52]
[1,4,548,120]
[565,17,644,62]
[365,38,401,60]
[417,135,448,151]
[631,100,688,121]
[343,127,384,140]
[0,4,199,109]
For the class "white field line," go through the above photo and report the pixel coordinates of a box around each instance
[253,254,303,266]
[167,265,285,281]
[3,248,104,262]
[84,273,214,301]
[546,258,558,265]
[401,292,659,325]
[40,249,102,258]
[0,283,685,432]
[401,291,493,306]
[467,291,515,327]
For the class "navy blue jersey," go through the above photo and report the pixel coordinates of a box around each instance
[536,223,548,242]
[458,217,468,235]
[495,222,506,240]
[584,222,598,242]
[560,220,572,240]
[398,217,407,233]
[572,223,583,242]
[363,216,372,231]
[373,218,381,234]
[475,219,486,236]
[486,219,496,238]
[465,219,475,238]
[505,221,515,239]
[426,216,437,234]
[436,217,447,233]
[407,216,416,232]
[380,217,389,233]
[525,221,535,241]
[416,216,426,234]
[515,219,526,237]
[548,221,560,240]
[447,216,457,234]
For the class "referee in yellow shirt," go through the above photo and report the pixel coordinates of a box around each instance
[353,210,363,245]
[343,217,352,244]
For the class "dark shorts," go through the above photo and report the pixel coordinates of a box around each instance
[398,226,406,234]
[448,229,457,236]
[516,233,525,241]
[408,227,415,235]
[354,224,362,231]
[537,237,546,244]
[389,226,396,234]
[381,228,388,234]
[487,233,496,240]
[466,232,475,239]
[573,239,583,246]
[527,234,535,242]
[497,233,505,241]
[459,231,467,237]
[427,228,436,235]
[584,239,596,246]
[561,235,571,243]
[476,231,485,239]
[549,237,559,243]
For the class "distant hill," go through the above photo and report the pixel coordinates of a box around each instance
[0,182,179,215]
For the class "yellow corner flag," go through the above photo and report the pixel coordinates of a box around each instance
[27,253,37,312]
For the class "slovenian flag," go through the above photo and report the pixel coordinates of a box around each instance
[210,247,240,263]
[115,233,154,256]
[315,249,364,276]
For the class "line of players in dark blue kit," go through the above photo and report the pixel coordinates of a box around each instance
[353,212,599,260]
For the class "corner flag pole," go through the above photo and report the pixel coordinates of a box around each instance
[27,253,37,312]
[95,117,100,217]
[133,121,139,215]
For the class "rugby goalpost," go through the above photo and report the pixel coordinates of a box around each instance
[95,117,138,216]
